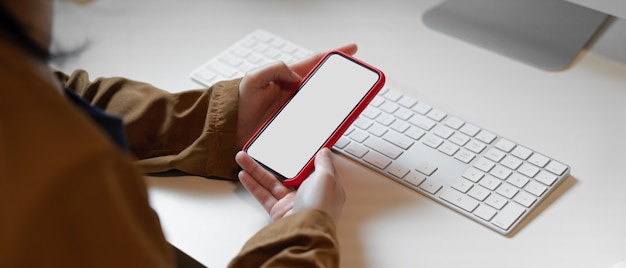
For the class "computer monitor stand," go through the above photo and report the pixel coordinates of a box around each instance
[422,0,610,71]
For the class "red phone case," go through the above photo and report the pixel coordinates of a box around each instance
[243,50,386,187]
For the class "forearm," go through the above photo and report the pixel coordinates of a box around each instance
[54,69,242,179]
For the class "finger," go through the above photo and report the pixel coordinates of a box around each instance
[314,147,336,176]
[244,61,302,89]
[238,169,278,212]
[334,43,358,56]
[289,43,358,76]
[235,151,292,199]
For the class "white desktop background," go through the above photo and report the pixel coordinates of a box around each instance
[51,0,626,267]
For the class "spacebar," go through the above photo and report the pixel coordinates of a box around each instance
[363,138,402,159]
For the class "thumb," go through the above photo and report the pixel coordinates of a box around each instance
[314,147,336,175]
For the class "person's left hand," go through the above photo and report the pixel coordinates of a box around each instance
[236,44,358,148]
[235,147,345,223]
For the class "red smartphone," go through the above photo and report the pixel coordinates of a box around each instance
[243,50,385,187]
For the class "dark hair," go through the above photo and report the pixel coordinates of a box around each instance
[0,3,51,61]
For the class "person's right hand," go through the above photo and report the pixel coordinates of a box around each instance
[235,148,346,224]
[235,44,358,149]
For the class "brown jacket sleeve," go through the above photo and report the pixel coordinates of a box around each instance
[45,70,341,267]
[1,71,175,267]
[229,209,340,268]
[53,69,241,180]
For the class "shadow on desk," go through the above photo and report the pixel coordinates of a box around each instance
[148,170,238,197]
[507,174,578,237]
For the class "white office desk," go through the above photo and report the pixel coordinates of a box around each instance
[52,0,626,267]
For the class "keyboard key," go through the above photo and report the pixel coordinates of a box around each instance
[449,132,470,146]
[344,143,368,158]
[474,204,497,221]
[405,127,426,140]
[546,160,568,176]
[511,146,533,160]
[440,188,480,212]
[460,123,480,137]
[444,116,465,130]
[525,181,547,197]
[368,124,388,137]
[361,107,381,119]
[363,151,392,170]
[380,101,399,114]
[490,165,512,180]
[420,179,443,194]
[473,158,495,173]
[404,170,427,187]
[422,134,444,149]
[397,95,417,108]
[518,163,540,178]
[208,61,238,78]
[220,54,244,66]
[451,177,474,193]
[507,173,530,188]
[383,88,403,102]
[484,148,506,162]
[535,170,558,186]
[495,139,516,152]
[528,153,550,167]
[479,175,501,191]
[375,113,395,126]
[388,163,410,178]
[495,182,519,199]
[454,149,476,164]
[415,161,438,176]
[468,185,491,201]
[343,127,355,136]
[501,155,523,170]
[427,109,447,122]
[390,120,411,133]
[369,96,385,107]
[353,117,373,130]
[433,126,455,139]
[383,131,414,150]
[462,167,485,183]
[364,137,403,159]
[193,70,218,84]
[485,193,508,210]
[409,115,436,131]
[513,191,537,207]
[349,129,369,143]
[476,130,497,144]
[491,203,526,231]
[334,137,350,149]
[393,107,414,121]
[465,139,486,154]
[413,102,432,115]
[439,141,460,156]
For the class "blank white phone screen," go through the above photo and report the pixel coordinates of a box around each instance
[247,53,381,179]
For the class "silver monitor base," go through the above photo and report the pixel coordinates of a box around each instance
[422,0,609,71]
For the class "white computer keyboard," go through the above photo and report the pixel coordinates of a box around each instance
[190,29,570,235]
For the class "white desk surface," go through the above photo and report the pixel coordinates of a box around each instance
[52,1,626,267]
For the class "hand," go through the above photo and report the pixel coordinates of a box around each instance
[236,44,358,148]
[235,148,345,224]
